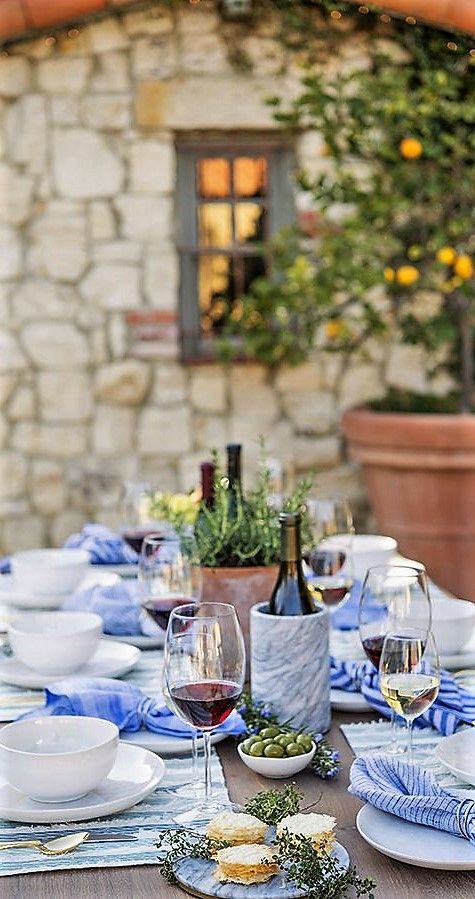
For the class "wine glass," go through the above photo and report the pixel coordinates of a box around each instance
[138,533,203,629]
[306,497,354,546]
[380,629,440,764]
[359,564,432,752]
[120,480,156,553]
[306,546,354,613]
[163,602,245,817]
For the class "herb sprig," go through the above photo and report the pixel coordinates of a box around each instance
[243,783,303,825]
[156,829,229,884]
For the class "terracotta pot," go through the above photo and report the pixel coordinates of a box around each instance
[201,566,278,668]
[342,408,475,602]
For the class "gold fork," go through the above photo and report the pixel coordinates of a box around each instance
[0,832,89,855]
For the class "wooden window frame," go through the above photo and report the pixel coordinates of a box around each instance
[176,133,295,363]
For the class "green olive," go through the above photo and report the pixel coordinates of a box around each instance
[241,739,257,754]
[296,734,313,750]
[261,738,275,748]
[285,742,305,757]
[249,741,264,757]
[245,735,261,746]
[277,734,295,747]
[259,726,280,740]
[264,743,285,759]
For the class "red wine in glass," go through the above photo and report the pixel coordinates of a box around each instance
[170,680,242,729]
[361,634,385,668]
[143,596,190,631]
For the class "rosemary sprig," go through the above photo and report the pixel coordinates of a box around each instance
[243,783,303,825]
[155,828,229,884]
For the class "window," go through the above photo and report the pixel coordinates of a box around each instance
[176,136,295,361]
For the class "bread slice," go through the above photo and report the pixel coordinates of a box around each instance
[214,844,279,885]
[207,810,267,845]
[276,812,336,853]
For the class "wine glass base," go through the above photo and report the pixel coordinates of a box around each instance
[172,797,230,825]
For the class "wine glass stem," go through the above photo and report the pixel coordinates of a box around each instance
[406,719,414,764]
[202,730,212,800]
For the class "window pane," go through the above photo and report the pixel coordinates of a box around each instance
[243,255,266,292]
[199,255,235,335]
[198,204,232,248]
[197,158,231,199]
[235,203,266,244]
[234,157,267,198]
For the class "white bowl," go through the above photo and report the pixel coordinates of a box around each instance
[428,594,475,655]
[237,741,316,779]
[11,549,90,596]
[321,534,397,582]
[9,611,102,675]
[0,717,119,802]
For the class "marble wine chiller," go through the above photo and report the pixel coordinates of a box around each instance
[250,602,331,734]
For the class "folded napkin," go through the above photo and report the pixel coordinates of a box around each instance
[64,524,138,566]
[20,677,246,739]
[331,657,475,736]
[0,556,10,575]
[63,581,156,637]
[349,754,475,843]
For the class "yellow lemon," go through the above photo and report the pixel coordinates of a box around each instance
[399,138,423,159]
[436,246,457,265]
[384,267,395,282]
[454,254,474,280]
[396,265,420,286]
[325,320,344,340]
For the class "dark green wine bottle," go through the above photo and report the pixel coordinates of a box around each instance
[226,443,243,518]
[268,512,316,615]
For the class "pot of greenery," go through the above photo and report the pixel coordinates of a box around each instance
[222,7,475,599]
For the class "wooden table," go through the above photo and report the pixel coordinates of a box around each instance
[1,712,474,899]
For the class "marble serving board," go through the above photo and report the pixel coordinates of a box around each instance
[173,842,349,899]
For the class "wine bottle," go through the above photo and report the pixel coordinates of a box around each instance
[269,511,316,615]
[200,461,215,509]
[226,443,243,517]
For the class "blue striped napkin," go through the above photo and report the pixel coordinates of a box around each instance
[349,754,475,842]
[64,524,138,565]
[63,581,155,636]
[19,677,246,739]
[331,658,475,736]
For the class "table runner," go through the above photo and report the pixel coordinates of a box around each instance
[0,750,228,876]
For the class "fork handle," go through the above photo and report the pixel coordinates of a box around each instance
[0,840,42,850]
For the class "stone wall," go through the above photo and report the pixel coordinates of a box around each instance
[0,2,432,551]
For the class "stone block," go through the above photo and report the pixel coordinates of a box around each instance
[129,139,175,194]
[107,313,128,359]
[90,51,130,92]
[7,385,35,420]
[228,416,276,457]
[95,360,150,405]
[135,82,168,129]
[240,37,284,75]
[21,322,89,368]
[177,451,206,492]
[138,405,192,455]
[11,279,78,321]
[115,194,172,241]
[0,164,33,226]
[0,413,6,449]
[28,209,87,282]
[0,451,27,498]
[2,516,45,554]
[0,225,21,280]
[230,366,278,421]
[39,370,93,423]
[50,511,86,548]
[82,94,131,130]
[52,128,124,199]
[386,344,428,394]
[88,201,116,241]
[0,57,31,98]
[0,374,17,408]
[4,95,46,174]
[84,19,129,53]
[12,421,88,458]
[38,58,91,94]
[139,459,177,492]
[181,33,231,75]
[0,330,26,372]
[93,241,141,264]
[178,6,220,33]
[313,463,366,504]
[144,244,178,309]
[293,434,341,470]
[124,9,174,36]
[275,361,324,394]
[190,367,227,414]
[283,390,336,434]
[131,36,178,80]
[51,95,80,125]
[339,362,385,411]
[31,460,66,515]
[151,363,188,406]
[92,405,135,454]
[81,263,141,310]
[193,414,228,451]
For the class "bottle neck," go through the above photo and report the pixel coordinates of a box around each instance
[227,447,242,491]
[280,524,301,564]
[201,462,215,507]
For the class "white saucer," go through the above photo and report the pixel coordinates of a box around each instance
[356,803,475,869]
[0,640,141,688]
[104,632,164,650]
[91,563,138,579]
[436,729,475,786]
[121,729,227,756]
[330,688,372,713]
[0,570,120,610]
[0,742,164,823]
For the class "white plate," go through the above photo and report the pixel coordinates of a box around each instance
[121,729,227,755]
[90,563,138,579]
[330,688,372,713]
[0,640,141,688]
[436,729,475,786]
[0,570,120,610]
[0,742,164,823]
[356,803,475,869]
[103,632,164,650]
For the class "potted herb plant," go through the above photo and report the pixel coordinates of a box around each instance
[225,6,475,599]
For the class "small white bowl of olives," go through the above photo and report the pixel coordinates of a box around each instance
[237,726,316,779]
